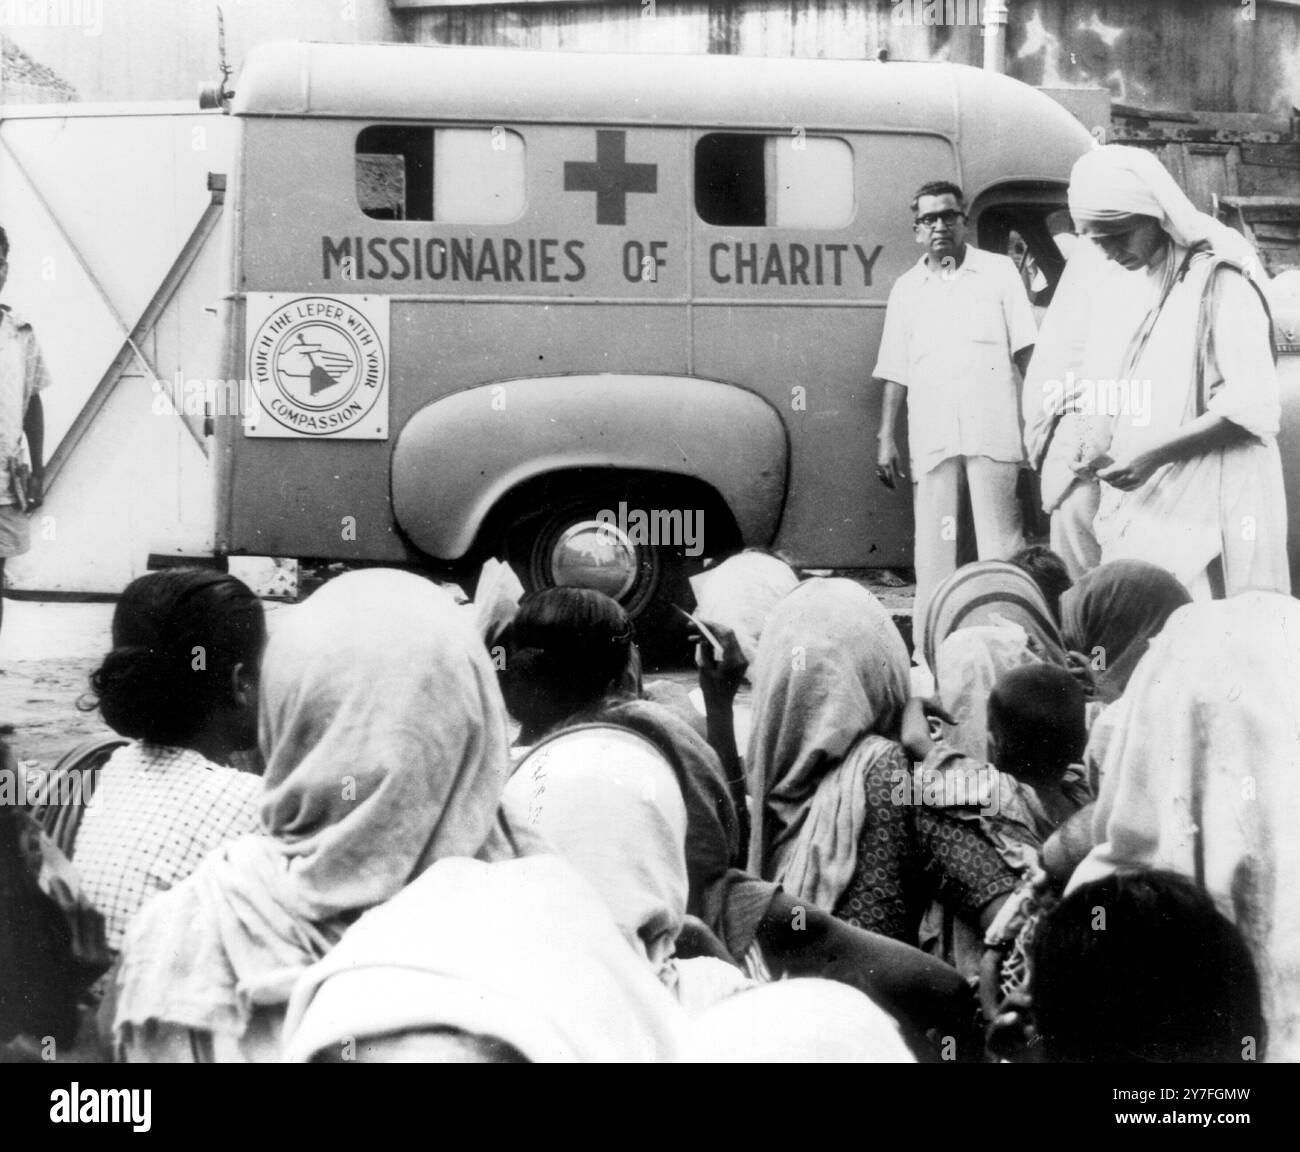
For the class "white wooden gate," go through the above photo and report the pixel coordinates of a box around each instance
[0,103,233,593]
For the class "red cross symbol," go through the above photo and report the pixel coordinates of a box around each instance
[563,129,658,226]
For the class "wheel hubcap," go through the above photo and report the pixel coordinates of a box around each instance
[549,519,639,601]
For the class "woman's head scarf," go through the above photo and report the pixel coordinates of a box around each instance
[282,855,688,1062]
[745,579,911,904]
[933,624,1045,763]
[504,725,689,971]
[688,550,801,665]
[503,726,752,1012]
[921,560,1069,674]
[571,696,741,925]
[115,569,526,1043]
[257,568,519,917]
[1071,592,1300,1062]
[922,562,1071,762]
[1059,559,1192,704]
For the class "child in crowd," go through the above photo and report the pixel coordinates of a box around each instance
[900,663,1093,1021]
[984,665,1092,832]
[901,663,1091,848]
[1007,545,1073,626]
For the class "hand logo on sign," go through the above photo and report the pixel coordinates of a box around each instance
[277,333,355,396]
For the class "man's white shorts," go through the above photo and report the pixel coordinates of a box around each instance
[0,504,32,559]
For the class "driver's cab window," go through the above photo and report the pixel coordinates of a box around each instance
[977,204,1074,322]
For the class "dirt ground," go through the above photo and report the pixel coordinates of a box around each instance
[0,571,916,772]
[0,599,307,771]
[0,601,116,773]
[0,598,745,770]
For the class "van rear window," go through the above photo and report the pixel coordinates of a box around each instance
[356,126,525,223]
[695,133,853,228]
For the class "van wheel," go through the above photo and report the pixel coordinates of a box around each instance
[499,494,697,667]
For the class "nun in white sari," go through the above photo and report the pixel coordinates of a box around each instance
[1032,144,1287,596]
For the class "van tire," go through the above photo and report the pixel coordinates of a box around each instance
[495,486,704,667]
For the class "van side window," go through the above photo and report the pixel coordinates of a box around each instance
[356,126,525,223]
[695,134,853,228]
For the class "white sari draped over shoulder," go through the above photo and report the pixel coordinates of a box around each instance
[1093,245,1290,596]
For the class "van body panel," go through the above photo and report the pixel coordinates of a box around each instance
[221,431,413,561]
[390,375,789,559]
[693,304,912,567]
[953,66,1100,209]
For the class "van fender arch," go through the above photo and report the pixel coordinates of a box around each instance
[390,374,789,561]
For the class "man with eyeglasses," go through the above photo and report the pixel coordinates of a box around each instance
[873,181,1036,645]
[0,224,50,645]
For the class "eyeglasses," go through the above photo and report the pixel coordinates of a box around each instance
[914,209,965,229]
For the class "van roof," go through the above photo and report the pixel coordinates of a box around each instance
[232,41,1094,196]
[235,40,1083,131]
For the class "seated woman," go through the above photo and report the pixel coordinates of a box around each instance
[1058,558,1191,706]
[499,586,642,749]
[282,855,689,1064]
[72,569,266,954]
[1070,591,1300,1062]
[111,570,533,1062]
[687,547,801,665]
[921,559,1075,762]
[922,559,1070,674]
[747,578,1026,955]
[1058,559,1193,796]
[503,586,979,1054]
[499,588,748,946]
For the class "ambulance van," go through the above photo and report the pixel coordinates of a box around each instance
[212,41,1095,638]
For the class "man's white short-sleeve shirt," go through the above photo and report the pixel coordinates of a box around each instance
[873,246,1036,477]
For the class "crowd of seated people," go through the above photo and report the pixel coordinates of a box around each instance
[2,545,1289,1064]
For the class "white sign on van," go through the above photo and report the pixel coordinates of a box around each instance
[244,294,389,439]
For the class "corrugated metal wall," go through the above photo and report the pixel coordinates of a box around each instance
[398,0,1300,117]
[399,1,986,65]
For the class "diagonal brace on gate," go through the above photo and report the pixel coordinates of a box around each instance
[0,133,226,491]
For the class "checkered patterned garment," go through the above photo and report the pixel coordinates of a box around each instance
[73,743,263,951]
